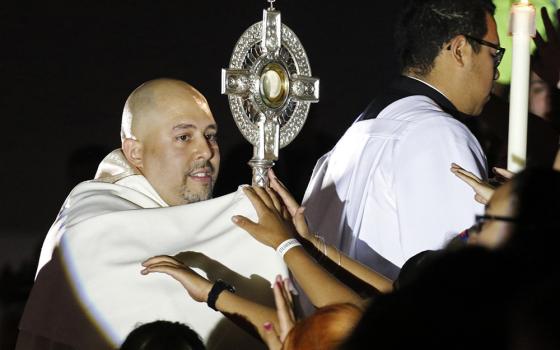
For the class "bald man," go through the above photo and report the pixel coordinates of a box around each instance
[120,79,219,206]
[17,79,287,350]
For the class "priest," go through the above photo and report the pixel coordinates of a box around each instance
[303,0,499,280]
[16,79,288,350]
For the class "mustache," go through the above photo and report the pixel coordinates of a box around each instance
[187,160,215,175]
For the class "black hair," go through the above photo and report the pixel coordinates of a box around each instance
[509,167,560,231]
[120,321,206,350]
[501,167,560,273]
[395,0,496,75]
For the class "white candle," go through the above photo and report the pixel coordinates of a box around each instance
[507,0,536,172]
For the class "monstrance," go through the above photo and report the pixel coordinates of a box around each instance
[221,0,319,186]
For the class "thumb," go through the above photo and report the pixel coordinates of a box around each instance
[474,193,488,205]
[232,215,259,233]
[262,322,282,350]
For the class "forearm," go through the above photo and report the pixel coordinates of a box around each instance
[283,246,364,309]
[215,290,279,339]
[305,235,393,293]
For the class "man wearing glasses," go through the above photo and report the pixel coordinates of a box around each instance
[303,0,502,280]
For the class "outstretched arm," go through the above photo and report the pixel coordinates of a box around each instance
[233,185,366,309]
[268,170,393,293]
[141,255,281,341]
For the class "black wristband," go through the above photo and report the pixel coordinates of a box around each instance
[207,279,236,311]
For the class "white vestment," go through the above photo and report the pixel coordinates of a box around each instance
[303,95,486,278]
[19,150,288,350]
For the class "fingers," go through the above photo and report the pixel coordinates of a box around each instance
[244,186,279,215]
[242,186,269,216]
[451,163,481,183]
[451,167,482,188]
[293,207,311,238]
[450,162,463,171]
[262,322,282,350]
[268,169,300,217]
[142,255,181,267]
[542,7,559,46]
[252,186,275,209]
[534,31,546,50]
[474,193,489,205]
[244,182,288,220]
[282,278,296,321]
[451,165,495,203]
[273,275,295,341]
[140,263,195,286]
[281,205,291,221]
[451,163,478,179]
[141,263,181,276]
[265,186,284,214]
[231,215,260,233]
[492,167,514,180]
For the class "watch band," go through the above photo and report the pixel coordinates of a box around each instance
[207,279,236,311]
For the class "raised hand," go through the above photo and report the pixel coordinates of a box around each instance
[232,186,297,249]
[450,163,495,204]
[141,255,212,303]
[261,275,296,350]
[533,7,560,88]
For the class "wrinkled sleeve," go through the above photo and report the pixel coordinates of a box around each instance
[393,116,486,261]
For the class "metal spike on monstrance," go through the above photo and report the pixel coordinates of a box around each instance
[221,0,319,186]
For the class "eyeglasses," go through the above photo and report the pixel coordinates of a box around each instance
[464,34,506,70]
[473,214,517,233]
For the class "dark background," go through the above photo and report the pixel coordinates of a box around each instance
[0,0,403,346]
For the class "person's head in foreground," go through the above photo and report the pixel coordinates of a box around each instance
[121,78,220,206]
[474,167,560,251]
[282,303,362,350]
[396,0,500,115]
[120,320,205,350]
[341,247,515,350]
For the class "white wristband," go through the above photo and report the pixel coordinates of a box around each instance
[276,238,302,259]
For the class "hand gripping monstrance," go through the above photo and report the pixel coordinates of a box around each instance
[221,0,319,186]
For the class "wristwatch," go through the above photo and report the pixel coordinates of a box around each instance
[207,279,236,311]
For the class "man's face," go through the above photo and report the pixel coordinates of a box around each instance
[468,13,500,116]
[139,91,220,206]
[529,71,552,119]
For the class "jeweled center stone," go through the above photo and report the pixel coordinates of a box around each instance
[262,70,282,99]
[260,63,289,108]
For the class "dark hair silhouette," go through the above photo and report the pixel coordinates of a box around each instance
[120,321,205,350]
[395,0,496,75]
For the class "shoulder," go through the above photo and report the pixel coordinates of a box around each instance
[60,181,144,227]
[391,97,475,140]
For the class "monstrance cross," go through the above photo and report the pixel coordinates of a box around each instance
[222,0,319,186]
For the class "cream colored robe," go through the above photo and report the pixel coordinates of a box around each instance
[19,150,288,350]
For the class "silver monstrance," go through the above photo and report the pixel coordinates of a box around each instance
[222,0,319,186]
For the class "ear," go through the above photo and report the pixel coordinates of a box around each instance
[122,138,144,169]
[446,35,471,67]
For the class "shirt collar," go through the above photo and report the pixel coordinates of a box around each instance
[398,75,458,114]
